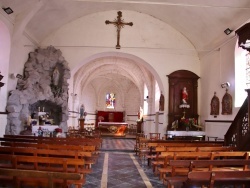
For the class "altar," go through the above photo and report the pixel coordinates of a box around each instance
[98,122,128,137]
[166,131,206,141]
[32,125,59,136]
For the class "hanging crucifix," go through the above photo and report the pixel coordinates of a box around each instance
[105,11,133,49]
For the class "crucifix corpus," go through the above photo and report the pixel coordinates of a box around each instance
[105,11,133,49]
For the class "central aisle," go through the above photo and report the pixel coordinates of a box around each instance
[83,138,166,188]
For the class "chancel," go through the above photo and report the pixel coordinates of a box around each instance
[1,1,250,187]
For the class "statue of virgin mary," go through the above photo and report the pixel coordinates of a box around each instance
[52,67,60,86]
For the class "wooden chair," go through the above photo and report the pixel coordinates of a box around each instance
[134,133,146,155]
[138,137,150,163]
[149,133,161,140]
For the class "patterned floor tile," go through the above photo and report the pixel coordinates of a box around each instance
[83,138,166,188]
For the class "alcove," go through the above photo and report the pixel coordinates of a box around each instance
[167,70,200,130]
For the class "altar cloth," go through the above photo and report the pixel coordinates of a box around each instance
[98,122,128,136]
[166,131,205,137]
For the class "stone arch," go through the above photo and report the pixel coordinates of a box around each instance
[72,52,164,101]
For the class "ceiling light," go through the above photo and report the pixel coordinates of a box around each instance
[2,7,13,15]
[224,28,233,35]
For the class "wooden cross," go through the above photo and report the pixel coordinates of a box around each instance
[105,11,133,49]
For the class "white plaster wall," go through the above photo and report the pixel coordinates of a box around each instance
[0,20,10,112]
[41,10,200,135]
[205,122,231,140]
[0,18,11,136]
[200,37,239,138]
[41,10,200,91]
[7,36,36,91]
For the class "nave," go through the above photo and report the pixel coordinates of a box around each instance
[83,138,165,188]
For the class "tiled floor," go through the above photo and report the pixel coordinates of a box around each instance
[101,137,135,152]
[83,138,166,188]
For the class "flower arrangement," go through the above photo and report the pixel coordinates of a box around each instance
[171,120,178,130]
[55,128,62,133]
[98,116,104,122]
[180,118,197,128]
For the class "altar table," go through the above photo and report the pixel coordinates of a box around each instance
[98,122,128,137]
[166,131,205,141]
[32,125,59,136]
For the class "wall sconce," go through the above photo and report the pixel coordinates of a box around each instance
[221,82,230,88]
[2,7,13,15]
[144,96,149,102]
[224,28,233,35]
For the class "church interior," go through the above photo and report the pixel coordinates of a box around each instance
[1,0,250,187]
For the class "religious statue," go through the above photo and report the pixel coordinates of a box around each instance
[222,89,232,115]
[137,106,143,122]
[210,92,219,116]
[80,104,85,118]
[182,87,188,104]
[159,91,165,111]
[52,67,60,86]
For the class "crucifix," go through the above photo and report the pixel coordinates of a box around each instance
[105,11,133,49]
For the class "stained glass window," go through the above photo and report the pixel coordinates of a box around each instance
[106,93,115,109]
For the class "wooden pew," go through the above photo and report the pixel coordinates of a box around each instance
[149,146,235,171]
[148,140,224,146]
[152,151,175,174]
[163,152,250,188]
[0,136,101,155]
[186,170,250,188]
[0,154,88,188]
[0,146,92,165]
[0,168,83,188]
[146,142,229,166]
[158,151,212,180]
[1,136,102,149]
[0,144,97,169]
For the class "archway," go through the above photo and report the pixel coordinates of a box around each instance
[69,52,166,135]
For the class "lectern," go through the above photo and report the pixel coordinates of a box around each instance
[79,118,85,130]
[137,121,143,133]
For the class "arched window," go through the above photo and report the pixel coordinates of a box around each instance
[106,93,115,109]
[235,43,248,107]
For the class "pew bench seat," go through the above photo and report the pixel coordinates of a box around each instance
[0,168,84,188]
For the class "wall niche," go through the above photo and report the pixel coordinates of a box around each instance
[167,70,199,131]
[29,100,62,126]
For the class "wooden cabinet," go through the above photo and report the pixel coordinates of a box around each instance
[167,70,200,130]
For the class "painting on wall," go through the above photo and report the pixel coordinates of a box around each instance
[222,89,232,115]
[106,93,115,109]
[210,92,219,117]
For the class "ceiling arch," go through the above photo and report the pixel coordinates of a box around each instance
[1,0,250,57]
[72,51,164,94]
[74,56,152,99]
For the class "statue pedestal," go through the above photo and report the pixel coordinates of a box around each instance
[79,118,85,130]
[137,121,143,133]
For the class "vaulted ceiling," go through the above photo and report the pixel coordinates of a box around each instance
[1,0,250,58]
